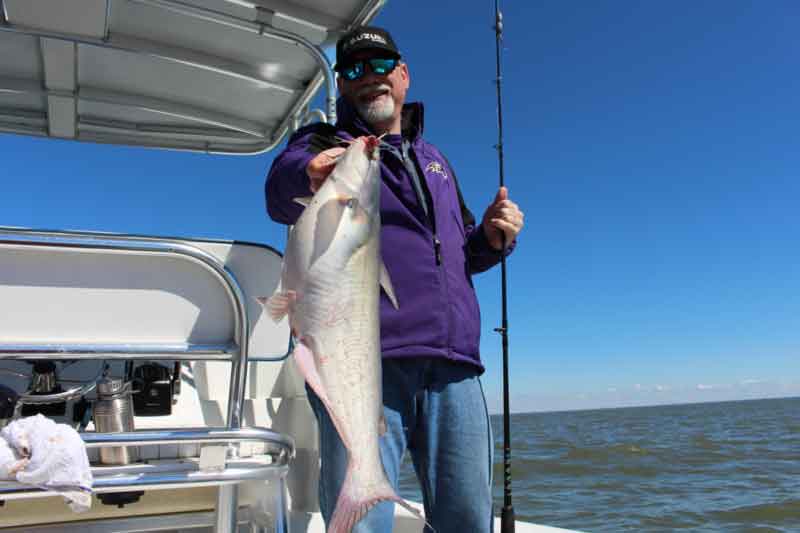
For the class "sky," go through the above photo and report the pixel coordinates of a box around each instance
[2,1,799,413]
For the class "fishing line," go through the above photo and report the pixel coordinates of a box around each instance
[492,1,515,532]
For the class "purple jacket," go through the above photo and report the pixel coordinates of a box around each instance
[265,99,512,372]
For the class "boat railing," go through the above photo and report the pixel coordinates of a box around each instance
[0,427,293,532]
[0,426,293,496]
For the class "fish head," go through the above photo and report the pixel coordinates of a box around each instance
[302,137,381,268]
[328,136,382,246]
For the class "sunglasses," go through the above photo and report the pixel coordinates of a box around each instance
[338,57,399,82]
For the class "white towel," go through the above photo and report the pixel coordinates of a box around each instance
[1,414,93,512]
[0,435,27,479]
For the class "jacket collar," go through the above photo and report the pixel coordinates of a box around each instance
[336,97,425,141]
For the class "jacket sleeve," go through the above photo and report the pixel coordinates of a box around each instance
[440,151,516,275]
[265,124,339,225]
[465,223,515,274]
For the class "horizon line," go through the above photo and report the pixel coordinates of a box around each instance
[487,393,800,417]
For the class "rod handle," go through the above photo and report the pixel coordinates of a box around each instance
[501,505,516,533]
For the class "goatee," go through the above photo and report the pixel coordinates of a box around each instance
[355,84,395,128]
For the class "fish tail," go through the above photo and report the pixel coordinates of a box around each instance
[328,467,432,533]
[327,467,387,533]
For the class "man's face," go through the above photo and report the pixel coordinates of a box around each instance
[337,51,410,129]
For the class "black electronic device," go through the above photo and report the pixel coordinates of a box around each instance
[132,362,177,416]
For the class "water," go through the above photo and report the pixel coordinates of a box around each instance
[398,396,800,532]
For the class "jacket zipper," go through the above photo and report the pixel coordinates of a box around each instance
[403,140,454,356]
[404,141,441,266]
[396,140,442,266]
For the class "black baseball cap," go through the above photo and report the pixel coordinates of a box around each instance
[335,26,401,70]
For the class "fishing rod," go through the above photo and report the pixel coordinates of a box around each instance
[492,1,515,532]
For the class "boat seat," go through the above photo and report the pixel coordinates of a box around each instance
[0,228,289,358]
[0,227,308,527]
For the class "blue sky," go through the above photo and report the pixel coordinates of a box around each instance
[2,1,799,412]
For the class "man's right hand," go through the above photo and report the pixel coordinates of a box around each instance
[306,146,346,192]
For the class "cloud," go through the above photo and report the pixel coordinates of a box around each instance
[484,378,800,414]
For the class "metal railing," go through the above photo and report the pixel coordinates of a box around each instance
[0,427,294,532]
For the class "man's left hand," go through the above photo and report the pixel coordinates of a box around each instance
[481,186,524,251]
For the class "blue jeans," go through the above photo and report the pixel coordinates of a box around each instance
[306,357,494,533]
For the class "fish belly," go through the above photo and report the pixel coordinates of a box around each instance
[299,237,386,477]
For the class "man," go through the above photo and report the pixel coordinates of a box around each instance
[265,26,523,533]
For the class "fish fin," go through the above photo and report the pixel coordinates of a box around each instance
[328,471,432,533]
[378,414,387,436]
[310,198,347,267]
[292,338,351,450]
[380,261,399,310]
[259,290,296,323]
[293,196,313,207]
[292,340,330,406]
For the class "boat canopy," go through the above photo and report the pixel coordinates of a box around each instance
[0,0,383,154]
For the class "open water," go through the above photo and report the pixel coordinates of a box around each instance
[398,396,800,532]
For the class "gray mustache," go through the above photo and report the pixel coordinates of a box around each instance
[356,84,391,98]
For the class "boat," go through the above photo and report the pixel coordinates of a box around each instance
[0,1,581,531]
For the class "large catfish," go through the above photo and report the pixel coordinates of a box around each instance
[263,136,422,532]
